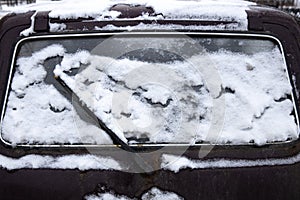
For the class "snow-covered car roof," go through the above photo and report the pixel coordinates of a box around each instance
[2,0,256,33]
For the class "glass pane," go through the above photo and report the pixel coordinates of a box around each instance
[1,34,298,146]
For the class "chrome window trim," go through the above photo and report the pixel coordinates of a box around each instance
[1,32,299,148]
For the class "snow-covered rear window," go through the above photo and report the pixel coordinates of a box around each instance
[0,33,298,146]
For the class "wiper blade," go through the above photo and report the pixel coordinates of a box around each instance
[55,76,133,151]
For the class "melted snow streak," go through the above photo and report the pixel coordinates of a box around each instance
[1,42,298,145]
[161,153,300,173]
[85,187,183,200]
[4,0,254,33]
[0,154,122,171]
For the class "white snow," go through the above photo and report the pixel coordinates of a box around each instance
[12,44,65,91]
[54,54,212,144]
[210,49,298,145]
[20,11,37,36]
[85,187,183,200]
[2,0,255,33]
[96,23,242,31]
[161,153,300,173]
[0,154,122,171]
[141,188,183,200]
[86,193,130,200]
[49,22,67,32]
[2,44,113,145]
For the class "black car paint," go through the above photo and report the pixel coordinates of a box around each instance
[0,5,300,200]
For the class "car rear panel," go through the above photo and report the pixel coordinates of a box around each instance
[0,5,300,200]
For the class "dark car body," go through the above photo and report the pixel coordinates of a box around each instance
[0,2,300,200]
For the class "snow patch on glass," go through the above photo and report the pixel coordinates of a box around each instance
[1,39,298,145]
[2,44,113,145]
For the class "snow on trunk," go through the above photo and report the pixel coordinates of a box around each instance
[85,187,184,200]
[0,154,122,171]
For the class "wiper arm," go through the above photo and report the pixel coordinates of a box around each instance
[55,76,155,172]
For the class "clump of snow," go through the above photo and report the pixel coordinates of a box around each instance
[85,193,131,200]
[49,23,67,32]
[210,49,298,145]
[141,188,183,200]
[3,0,255,34]
[2,44,113,145]
[0,154,122,171]
[85,187,183,200]
[161,153,300,173]
[20,11,37,36]
[12,44,65,91]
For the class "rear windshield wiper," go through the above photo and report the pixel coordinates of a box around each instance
[54,76,134,151]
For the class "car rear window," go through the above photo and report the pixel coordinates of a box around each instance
[1,33,298,146]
